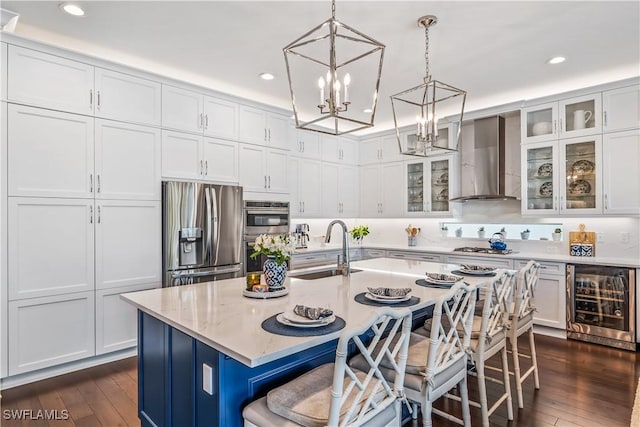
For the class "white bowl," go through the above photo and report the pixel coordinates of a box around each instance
[532,121,552,136]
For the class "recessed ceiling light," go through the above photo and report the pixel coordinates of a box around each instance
[59,2,85,16]
[363,108,373,113]
[259,73,275,81]
[547,56,566,65]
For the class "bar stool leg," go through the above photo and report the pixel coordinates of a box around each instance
[529,328,540,389]
[511,334,524,408]
[422,398,433,427]
[412,402,418,420]
[476,361,490,427]
[459,374,472,427]
[501,346,514,420]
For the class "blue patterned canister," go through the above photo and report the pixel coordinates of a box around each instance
[263,257,287,290]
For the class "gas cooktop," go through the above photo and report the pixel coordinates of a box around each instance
[453,247,516,255]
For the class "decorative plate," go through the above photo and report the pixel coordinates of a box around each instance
[436,172,449,185]
[424,272,463,285]
[436,188,449,201]
[571,159,594,174]
[364,293,411,304]
[539,182,553,197]
[276,313,336,328]
[568,180,591,195]
[282,310,336,325]
[537,163,553,177]
[458,264,496,275]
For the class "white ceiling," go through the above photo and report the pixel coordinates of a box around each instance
[2,1,639,134]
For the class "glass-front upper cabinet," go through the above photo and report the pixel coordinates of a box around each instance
[521,141,558,215]
[522,135,602,215]
[404,156,454,216]
[559,136,603,214]
[522,93,602,144]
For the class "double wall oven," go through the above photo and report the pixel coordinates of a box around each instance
[243,201,290,273]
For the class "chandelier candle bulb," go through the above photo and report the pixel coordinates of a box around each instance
[343,73,351,103]
[318,77,325,106]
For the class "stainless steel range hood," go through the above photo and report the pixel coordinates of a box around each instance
[450,115,518,202]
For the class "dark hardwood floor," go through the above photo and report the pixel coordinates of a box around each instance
[1,335,639,426]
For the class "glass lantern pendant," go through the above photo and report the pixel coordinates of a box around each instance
[391,15,466,157]
[283,0,385,135]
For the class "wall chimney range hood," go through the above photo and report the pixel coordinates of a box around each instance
[450,115,518,202]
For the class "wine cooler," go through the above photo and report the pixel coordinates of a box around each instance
[567,264,636,350]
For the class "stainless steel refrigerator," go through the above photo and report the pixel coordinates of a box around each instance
[162,181,243,286]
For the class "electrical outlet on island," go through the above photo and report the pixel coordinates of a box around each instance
[597,233,604,243]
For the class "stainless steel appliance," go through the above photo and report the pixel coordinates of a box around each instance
[453,246,515,255]
[294,223,310,249]
[567,264,636,350]
[243,201,290,273]
[162,181,243,286]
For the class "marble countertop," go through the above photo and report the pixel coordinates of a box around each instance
[121,258,494,368]
[294,243,640,268]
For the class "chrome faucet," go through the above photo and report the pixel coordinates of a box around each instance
[325,220,350,276]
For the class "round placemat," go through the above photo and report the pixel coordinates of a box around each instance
[415,279,456,289]
[261,313,346,337]
[450,269,496,277]
[354,292,420,307]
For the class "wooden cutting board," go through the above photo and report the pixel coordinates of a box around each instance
[569,224,596,256]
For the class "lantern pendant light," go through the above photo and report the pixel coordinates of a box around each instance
[391,15,466,156]
[283,0,385,136]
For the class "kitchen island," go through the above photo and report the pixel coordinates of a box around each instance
[121,258,496,426]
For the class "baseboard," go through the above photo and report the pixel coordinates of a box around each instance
[533,325,567,339]
[0,347,137,390]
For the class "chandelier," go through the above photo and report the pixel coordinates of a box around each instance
[391,15,466,156]
[283,0,385,135]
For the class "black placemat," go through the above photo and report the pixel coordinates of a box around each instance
[261,313,346,337]
[415,279,456,289]
[354,292,420,307]
[451,269,496,277]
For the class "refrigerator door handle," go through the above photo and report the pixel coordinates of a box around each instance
[212,186,219,262]
[171,265,242,279]
[205,186,212,262]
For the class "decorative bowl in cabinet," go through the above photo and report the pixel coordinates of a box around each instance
[532,121,552,136]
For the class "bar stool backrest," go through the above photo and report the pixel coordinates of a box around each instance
[477,270,515,353]
[329,307,413,426]
[513,261,541,321]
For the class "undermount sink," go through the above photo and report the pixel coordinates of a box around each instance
[290,267,362,280]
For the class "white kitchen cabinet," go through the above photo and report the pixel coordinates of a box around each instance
[515,260,566,329]
[602,85,640,132]
[359,135,404,165]
[290,129,321,159]
[96,282,159,355]
[238,105,289,150]
[522,93,602,144]
[8,104,94,199]
[95,200,161,290]
[359,163,403,217]
[404,155,456,216]
[321,135,359,165]
[95,120,161,201]
[161,130,202,181]
[94,68,161,126]
[290,158,322,217]
[1,42,7,102]
[202,137,239,183]
[203,96,238,139]
[8,291,95,375]
[161,131,238,183]
[521,135,603,215]
[161,84,203,133]
[8,198,95,300]
[602,130,640,214]
[239,144,288,194]
[7,45,94,115]
[386,251,445,262]
[162,84,238,139]
[321,163,359,218]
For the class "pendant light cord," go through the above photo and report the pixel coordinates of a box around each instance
[424,24,431,83]
[332,0,336,19]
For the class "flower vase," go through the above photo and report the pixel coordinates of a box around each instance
[408,236,417,247]
[263,256,287,290]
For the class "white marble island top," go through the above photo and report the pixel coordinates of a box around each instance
[121,258,494,368]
